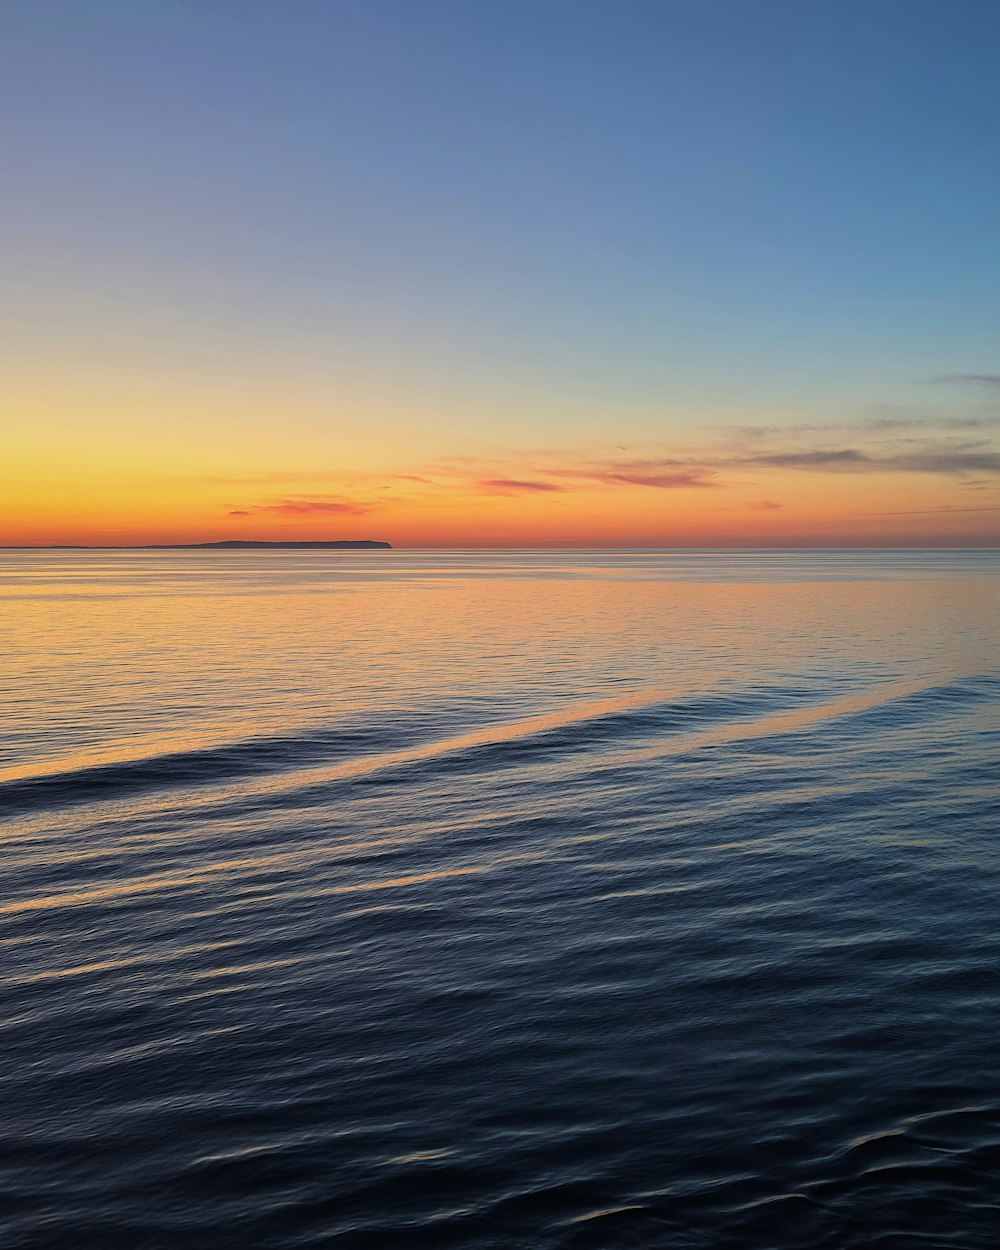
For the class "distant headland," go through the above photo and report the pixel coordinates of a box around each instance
[155,540,392,550]
[3,540,392,550]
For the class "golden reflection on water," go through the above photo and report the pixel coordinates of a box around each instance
[4,551,1000,1250]
[2,551,998,786]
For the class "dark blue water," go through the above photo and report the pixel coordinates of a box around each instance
[3,550,1000,1248]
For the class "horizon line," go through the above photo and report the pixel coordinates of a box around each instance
[4,544,1000,553]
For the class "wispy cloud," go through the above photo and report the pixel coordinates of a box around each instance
[219,392,1000,528]
[547,462,719,489]
[595,469,718,488]
[742,449,867,468]
[476,478,565,494]
[541,438,1000,486]
[874,504,1000,516]
[862,414,1000,431]
[886,450,1000,474]
[229,497,372,517]
[928,373,1000,386]
[730,446,1000,475]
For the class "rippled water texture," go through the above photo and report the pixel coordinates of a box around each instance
[3,549,1000,1249]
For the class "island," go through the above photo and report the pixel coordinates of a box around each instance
[152,540,392,550]
[1,540,393,549]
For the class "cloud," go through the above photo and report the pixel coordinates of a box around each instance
[383,405,1000,513]
[887,450,1000,474]
[875,504,1000,516]
[717,444,1000,477]
[456,431,1000,503]
[929,374,1000,386]
[597,470,718,488]
[477,478,565,494]
[230,498,372,517]
[743,449,869,468]
[863,414,1000,431]
[548,462,719,489]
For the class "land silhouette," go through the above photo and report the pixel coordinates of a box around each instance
[4,540,392,550]
[161,540,392,550]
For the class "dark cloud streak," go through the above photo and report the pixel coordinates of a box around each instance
[477,478,565,494]
[230,499,372,517]
[929,374,1000,387]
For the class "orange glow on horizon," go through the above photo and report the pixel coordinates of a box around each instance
[4,465,998,548]
[4,373,998,547]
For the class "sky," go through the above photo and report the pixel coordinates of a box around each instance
[2,0,999,547]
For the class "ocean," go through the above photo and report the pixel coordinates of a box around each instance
[3,548,1000,1249]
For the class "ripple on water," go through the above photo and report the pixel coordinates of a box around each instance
[3,552,1000,1247]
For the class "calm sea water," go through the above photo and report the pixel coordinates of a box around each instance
[3,549,1000,1249]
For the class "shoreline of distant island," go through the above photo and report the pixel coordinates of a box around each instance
[1,540,393,550]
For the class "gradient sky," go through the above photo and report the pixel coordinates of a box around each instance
[3,0,1000,546]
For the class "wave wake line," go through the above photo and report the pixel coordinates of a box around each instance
[3,671,985,821]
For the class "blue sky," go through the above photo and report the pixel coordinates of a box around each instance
[3,0,999,544]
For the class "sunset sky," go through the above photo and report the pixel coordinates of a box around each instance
[3,0,999,547]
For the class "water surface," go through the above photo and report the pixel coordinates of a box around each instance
[3,549,1000,1248]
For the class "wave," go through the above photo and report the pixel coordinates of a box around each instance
[3,672,992,819]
